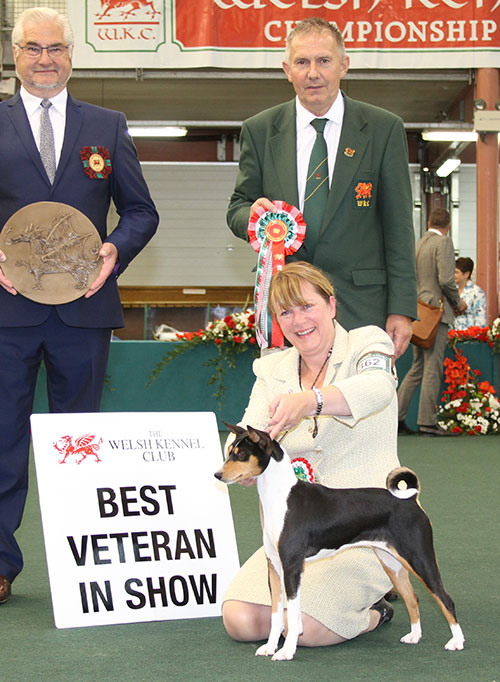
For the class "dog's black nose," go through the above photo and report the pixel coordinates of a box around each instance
[214,471,222,480]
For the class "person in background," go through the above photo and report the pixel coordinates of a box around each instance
[453,257,487,330]
[397,209,466,437]
[0,6,158,605]
[222,261,399,649]
[227,16,417,359]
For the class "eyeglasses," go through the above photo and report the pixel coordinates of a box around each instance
[16,44,69,58]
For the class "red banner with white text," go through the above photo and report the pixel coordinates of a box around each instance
[72,0,500,68]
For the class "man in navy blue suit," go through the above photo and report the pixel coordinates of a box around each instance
[0,7,159,604]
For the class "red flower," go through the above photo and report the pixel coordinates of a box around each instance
[451,426,463,433]
[234,336,243,343]
[225,317,236,329]
[478,381,495,394]
[248,314,255,323]
[215,338,222,344]
[448,326,489,343]
[249,337,257,344]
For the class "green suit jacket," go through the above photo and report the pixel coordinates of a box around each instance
[227,94,418,331]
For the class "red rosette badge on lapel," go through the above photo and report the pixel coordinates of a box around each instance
[80,146,112,179]
[248,201,306,349]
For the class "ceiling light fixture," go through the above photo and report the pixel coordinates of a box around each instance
[421,130,477,142]
[435,158,461,177]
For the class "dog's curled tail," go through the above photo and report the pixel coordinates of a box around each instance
[386,467,420,500]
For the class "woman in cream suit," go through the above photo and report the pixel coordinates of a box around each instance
[223,262,399,647]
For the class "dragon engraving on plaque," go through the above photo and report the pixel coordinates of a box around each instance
[5,211,101,290]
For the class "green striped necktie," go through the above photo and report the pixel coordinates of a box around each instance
[303,118,329,254]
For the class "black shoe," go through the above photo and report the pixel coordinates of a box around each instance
[384,589,399,602]
[419,425,460,437]
[372,598,394,629]
[398,420,416,435]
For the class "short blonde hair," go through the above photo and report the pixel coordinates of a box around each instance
[268,261,335,315]
[285,17,345,64]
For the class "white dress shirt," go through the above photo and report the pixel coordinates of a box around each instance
[19,86,67,167]
[296,92,345,213]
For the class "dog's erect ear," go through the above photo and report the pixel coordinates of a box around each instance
[246,425,277,457]
[223,421,246,436]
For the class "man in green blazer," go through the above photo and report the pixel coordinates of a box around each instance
[227,17,417,358]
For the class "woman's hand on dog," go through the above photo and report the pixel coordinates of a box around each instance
[238,477,257,487]
[267,391,316,440]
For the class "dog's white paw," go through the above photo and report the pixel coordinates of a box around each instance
[444,623,465,651]
[400,621,421,645]
[444,636,465,651]
[255,643,276,657]
[400,632,421,645]
[271,646,295,661]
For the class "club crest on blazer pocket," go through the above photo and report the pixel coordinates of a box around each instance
[353,179,374,209]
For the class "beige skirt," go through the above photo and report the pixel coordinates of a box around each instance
[223,545,392,640]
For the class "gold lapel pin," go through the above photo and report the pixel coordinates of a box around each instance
[344,147,355,157]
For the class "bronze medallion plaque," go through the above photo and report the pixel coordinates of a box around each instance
[0,202,102,304]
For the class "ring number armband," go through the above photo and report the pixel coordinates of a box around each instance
[312,387,323,416]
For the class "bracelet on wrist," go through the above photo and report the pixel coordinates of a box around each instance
[312,387,323,416]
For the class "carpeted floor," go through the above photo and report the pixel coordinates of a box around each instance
[1,434,498,682]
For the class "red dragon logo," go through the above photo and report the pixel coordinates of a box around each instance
[96,0,161,21]
[54,434,103,464]
[355,182,373,200]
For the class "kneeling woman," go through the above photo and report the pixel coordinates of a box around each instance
[222,261,399,647]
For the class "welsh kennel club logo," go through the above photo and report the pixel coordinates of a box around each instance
[85,0,166,53]
[355,181,373,208]
[54,434,103,465]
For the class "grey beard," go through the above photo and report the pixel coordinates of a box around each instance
[16,68,72,92]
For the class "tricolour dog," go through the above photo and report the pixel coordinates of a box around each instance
[215,423,464,661]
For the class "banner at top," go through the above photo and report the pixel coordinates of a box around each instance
[71,0,500,68]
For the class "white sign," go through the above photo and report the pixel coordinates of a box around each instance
[30,411,240,629]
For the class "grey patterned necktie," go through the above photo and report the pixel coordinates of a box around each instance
[40,99,56,184]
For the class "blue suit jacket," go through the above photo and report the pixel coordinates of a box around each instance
[0,92,158,328]
[227,94,418,331]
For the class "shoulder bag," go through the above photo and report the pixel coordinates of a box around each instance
[410,240,444,349]
[411,299,443,349]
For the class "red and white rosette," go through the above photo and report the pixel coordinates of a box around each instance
[290,457,315,483]
[248,201,306,349]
